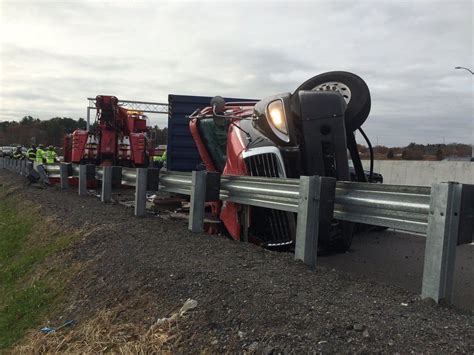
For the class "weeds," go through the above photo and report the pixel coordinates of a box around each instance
[0,192,77,349]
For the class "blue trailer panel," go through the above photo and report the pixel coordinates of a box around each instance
[167,94,257,172]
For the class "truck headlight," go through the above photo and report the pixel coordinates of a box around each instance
[266,99,288,137]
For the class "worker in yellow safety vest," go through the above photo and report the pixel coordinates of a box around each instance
[13,146,24,160]
[152,146,167,169]
[35,144,45,164]
[45,146,58,164]
[26,145,37,161]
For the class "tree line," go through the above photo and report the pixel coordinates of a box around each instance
[0,116,87,147]
[357,142,471,161]
[0,116,168,148]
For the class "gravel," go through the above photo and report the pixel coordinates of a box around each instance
[1,169,473,353]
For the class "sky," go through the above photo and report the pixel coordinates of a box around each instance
[0,0,472,147]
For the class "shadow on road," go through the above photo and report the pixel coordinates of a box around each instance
[318,229,473,311]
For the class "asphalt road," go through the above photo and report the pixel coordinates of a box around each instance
[318,229,474,311]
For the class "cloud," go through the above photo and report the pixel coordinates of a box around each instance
[0,0,472,145]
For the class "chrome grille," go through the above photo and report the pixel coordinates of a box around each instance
[244,153,294,247]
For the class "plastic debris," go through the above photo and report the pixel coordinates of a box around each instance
[179,298,198,316]
[41,320,75,334]
[154,298,198,326]
[147,193,156,202]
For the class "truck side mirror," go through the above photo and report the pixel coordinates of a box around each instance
[211,96,226,114]
[210,96,227,127]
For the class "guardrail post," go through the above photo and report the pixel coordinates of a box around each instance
[458,184,474,245]
[78,164,95,196]
[23,160,30,175]
[78,165,88,196]
[189,171,221,233]
[60,163,70,190]
[135,168,148,217]
[187,171,221,232]
[421,182,462,303]
[189,170,207,232]
[26,161,33,175]
[295,176,336,268]
[111,166,122,188]
[101,166,113,202]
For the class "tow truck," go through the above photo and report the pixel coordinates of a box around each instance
[64,95,151,167]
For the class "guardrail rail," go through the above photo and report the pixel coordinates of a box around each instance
[0,157,472,306]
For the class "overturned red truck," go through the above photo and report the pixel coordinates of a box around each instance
[189,71,382,252]
[64,95,150,167]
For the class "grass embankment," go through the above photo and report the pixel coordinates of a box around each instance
[0,185,180,354]
[0,188,78,350]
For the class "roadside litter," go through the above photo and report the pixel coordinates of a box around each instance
[40,320,75,334]
[153,299,198,326]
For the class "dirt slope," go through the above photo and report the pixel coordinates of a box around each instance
[1,170,473,353]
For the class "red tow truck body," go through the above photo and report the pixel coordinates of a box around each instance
[64,95,150,167]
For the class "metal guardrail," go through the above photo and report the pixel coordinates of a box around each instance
[14,163,446,235]
[220,175,300,213]
[71,165,79,177]
[43,163,60,178]
[159,171,193,195]
[121,167,139,187]
[150,171,433,235]
[1,157,472,306]
[334,182,431,234]
[95,167,103,180]
[0,160,464,237]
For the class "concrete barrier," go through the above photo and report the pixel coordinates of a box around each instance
[362,160,473,186]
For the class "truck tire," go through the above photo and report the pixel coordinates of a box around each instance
[318,220,355,253]
[294,71,371,132]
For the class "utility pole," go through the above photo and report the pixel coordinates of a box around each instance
[454,66,473,161]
